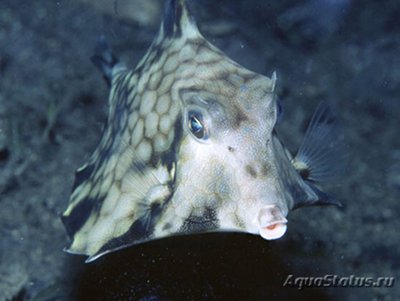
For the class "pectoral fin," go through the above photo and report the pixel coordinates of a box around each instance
[62,159,174,262]
[293,101,347,182]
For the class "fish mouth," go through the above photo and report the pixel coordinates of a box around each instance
[257,204,288,240]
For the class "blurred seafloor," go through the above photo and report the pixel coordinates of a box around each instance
[0,0,399,300]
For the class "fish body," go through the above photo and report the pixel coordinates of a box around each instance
[62,0,343,262]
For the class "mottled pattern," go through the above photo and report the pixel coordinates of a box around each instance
[62,0,330,262]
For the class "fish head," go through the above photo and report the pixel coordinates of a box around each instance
[173,67,292,239]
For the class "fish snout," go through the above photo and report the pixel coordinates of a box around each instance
[257,204,287,240]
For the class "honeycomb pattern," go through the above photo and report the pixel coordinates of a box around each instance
[64,12,277,259]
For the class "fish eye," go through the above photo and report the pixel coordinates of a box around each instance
[188,111,207,139]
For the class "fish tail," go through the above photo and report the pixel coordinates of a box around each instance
[91,35,120,86]
[293,101,347,183]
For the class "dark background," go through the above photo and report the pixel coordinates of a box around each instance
[0,0,398,300]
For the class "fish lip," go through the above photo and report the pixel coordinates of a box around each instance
[257,204,288,240]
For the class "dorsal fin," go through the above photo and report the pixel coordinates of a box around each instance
[162,0,199,38]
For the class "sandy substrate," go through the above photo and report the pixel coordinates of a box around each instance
[0,0,398,300]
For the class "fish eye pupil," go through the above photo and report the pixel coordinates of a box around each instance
[188,112,205,139]
[190,117,202,132]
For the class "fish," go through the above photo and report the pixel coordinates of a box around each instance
[61,0,344,262]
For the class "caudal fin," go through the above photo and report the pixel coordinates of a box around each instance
[292,101,347,183]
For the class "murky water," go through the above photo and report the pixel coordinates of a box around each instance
[0,0,398,300]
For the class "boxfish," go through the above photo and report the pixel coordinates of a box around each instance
[62,0,344,262]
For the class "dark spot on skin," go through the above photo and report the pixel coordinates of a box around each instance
[181,206,218,233]
[227,146,235,152]
[245,165,257,178]
[125,211,135,222]
[217,71,236,88]
[163,223,172,231]
[157,113,183,170]
[233,212,245,229]
[149,201,163,218]
[241,72,258,82]
[114,180,122,190]
[233,105,249,128]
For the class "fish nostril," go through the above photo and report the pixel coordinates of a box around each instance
[258,205,287,227]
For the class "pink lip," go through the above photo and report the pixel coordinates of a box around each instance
[257,205,288,240]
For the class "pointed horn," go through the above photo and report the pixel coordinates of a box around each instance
[163,0,198,38]
[271,71,277,92]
